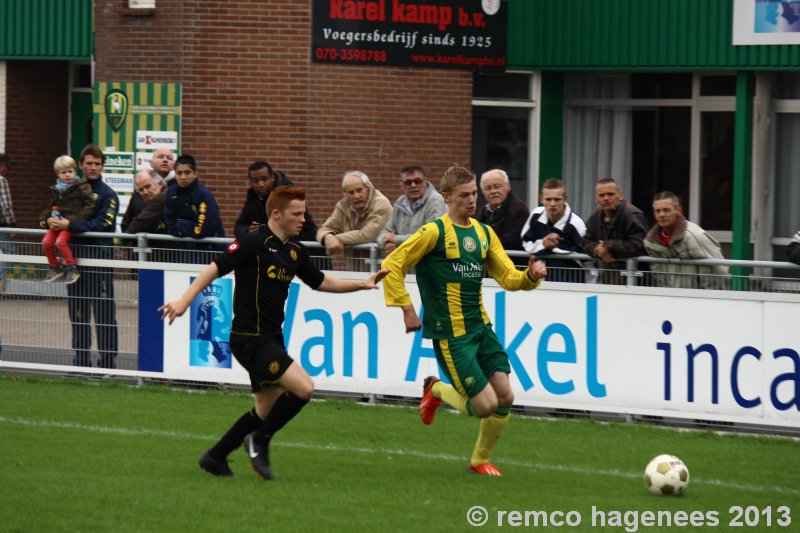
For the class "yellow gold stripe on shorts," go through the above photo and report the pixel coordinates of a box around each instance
[439,338,465,396]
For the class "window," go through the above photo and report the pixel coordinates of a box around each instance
[699,112,735,230]
[474,72,533,101]
[699,75,737,97]
[563,72,735,235]
[471,72,537,204]
[631,73,692,99]
[71,63,92,90]
[69,62,93,161]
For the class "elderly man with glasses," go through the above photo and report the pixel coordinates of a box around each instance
[377,165,446,253]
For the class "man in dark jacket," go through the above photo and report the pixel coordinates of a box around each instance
[121,170,167,234]
[580,178,649,285]
[164,155,225,262]
[46,144,119,368]
[478,169,529,265]
[234,161,317,241]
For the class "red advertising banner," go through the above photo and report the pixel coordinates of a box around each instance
[312,0,508,71]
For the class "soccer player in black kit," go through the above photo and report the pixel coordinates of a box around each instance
[160,186,388,480]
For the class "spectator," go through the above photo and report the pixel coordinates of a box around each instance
[317,171,392,269]
[788,231,800,265]
[521,178,587,283]
[121,170,167,234]
[234,160,317,241]
[478,169,529,261]
[581,178,649,285]
[46,144,119,368]
[39,155,95,284]
[122,148,174,234]
[644,191,729,289]
[377,165,445,253]
[164,154,226,260]
[0,154,15,293]
[150,148,175,184]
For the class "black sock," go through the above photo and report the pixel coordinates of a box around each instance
[208,408,261,461]
[254,392,309,444]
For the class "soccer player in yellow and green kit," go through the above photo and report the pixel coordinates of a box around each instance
[382,165,547,476]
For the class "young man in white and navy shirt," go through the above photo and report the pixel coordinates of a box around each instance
[521,178,587,283]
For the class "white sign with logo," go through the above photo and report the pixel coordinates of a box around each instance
[733,0,800,45]
[103,172,135,194]
[136,130,178,150]
[103,152,135,171]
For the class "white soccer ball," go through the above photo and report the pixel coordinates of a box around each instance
[644,454,690,495]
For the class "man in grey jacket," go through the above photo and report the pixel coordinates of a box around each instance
[643,191,729,289]
[377,165,446,253]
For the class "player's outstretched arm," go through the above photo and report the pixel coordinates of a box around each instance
[158,262,220,325]
[527,256,547,280]
[317,268,389,293]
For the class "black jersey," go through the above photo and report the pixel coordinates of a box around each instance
[214,225,325,336]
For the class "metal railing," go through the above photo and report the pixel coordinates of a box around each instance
[3,228,800,291]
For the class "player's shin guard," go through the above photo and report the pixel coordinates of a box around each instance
[469,406,511,466]
[209,408,261,461]
[432,380,474,416]
[254,392,309,444]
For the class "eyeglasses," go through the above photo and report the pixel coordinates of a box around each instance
[402,178,424,186]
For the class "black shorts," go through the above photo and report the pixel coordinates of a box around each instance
[230,333,294,393]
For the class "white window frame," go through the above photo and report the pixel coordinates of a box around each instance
[67,62,93,155]
[472,71,539,204]
[765,78,800,255]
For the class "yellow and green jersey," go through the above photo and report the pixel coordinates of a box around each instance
[382,214,541,339]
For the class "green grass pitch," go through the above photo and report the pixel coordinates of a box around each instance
[1,373,798,532]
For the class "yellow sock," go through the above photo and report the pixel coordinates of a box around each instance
[432,380,470,415]
[470,408,510,466]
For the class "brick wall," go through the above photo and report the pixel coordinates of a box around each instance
[5,61,70,230]
[94,0,472,236]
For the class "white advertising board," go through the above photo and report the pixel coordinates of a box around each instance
[149,271,800,429]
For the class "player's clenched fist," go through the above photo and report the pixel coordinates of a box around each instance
[527,258,547,280]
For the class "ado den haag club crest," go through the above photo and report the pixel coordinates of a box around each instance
[105,89,128,132]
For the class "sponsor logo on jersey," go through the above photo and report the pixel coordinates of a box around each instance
[228,241,240,253]
[451,262,483,278]
[267,264,293,282]
[462,236,476,252]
